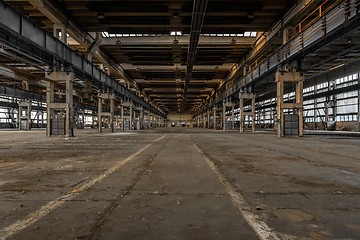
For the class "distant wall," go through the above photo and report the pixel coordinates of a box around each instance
[166,113,193,127]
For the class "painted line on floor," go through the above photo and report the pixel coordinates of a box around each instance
[192,141,281,240]
[0,134,167,240]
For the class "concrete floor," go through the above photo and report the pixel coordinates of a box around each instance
[0,128,359,240]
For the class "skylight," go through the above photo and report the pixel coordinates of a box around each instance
[101,31,257,38]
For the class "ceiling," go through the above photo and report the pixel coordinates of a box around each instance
[4,0,299,113]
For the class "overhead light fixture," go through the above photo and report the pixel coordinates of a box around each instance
[347,38,352,43]
[173,12,179,18]
[330,63,345,71]
[247,12,255,19]
[97,12,105,20]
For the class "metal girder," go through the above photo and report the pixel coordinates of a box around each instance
[101,35,255,46]
[0,0,165,118]
[0,85,97,112]
[202,0,359,113]
[182,0,208,107]
[26,0,145,94]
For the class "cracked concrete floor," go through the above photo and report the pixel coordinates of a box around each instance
[0,128,359,240]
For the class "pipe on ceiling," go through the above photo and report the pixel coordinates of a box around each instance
[182,0,208,111]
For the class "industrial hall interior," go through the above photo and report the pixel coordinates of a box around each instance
[0,0,359,239]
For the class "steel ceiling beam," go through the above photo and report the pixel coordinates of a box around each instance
[182,0,208,111]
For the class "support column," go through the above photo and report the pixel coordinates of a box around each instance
[223,102,235,131]
[81,110,85,129]
[121,105,124,130]
[314,87,318,130]
[223,102,226,131]
[213,108,216,130]
[207,111,210,128]
[239,95,244,133]
[140,108,144,130]
[231,106,235,130]
[18,101,32,130]
[276,71,304,137]
[66,77,74,137]
[46,72,74,137]
[239,92,255,133]
[46,82,54,137]
[251,96,256,132]
[358,88,360,131]
[98,92,115,133]
[122,102,133,131]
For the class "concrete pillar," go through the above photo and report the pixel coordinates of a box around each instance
[18,101,32,130]
[276,71,304,137]
[121,105,124,130]
[213,109,216,130]
[239,96,244,133]
[98,93,115,133]
[98,98,102,133]
[223,103,226,131]
[81,111,85,129]
[65,77,74,137]
[231,106,235,130]
[239,92,255,133]
[140,109,144,129]
[130,104,133,130]
[110,96,114,132]
[46,82,54,137]
[358,88,360,131]
[251,96,256,133]
[46,72,74,137]
[325,102,329,131]
[207,111,210,128]
[314,87,318,130]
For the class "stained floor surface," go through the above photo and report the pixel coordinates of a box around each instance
[0,128,359,239]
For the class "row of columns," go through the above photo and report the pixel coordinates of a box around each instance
[42,71,165,137]
[97,97,165,133]
[194,70,304,137]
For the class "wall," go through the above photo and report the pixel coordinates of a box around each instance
[166,113,193,127]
